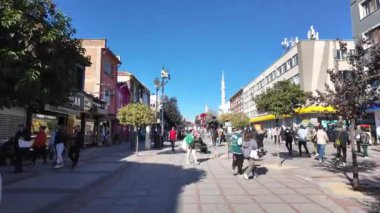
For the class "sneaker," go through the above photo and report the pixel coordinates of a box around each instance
[232,167,237,175]
[364,156,369,159]
[244,173,249,180]
[186,161,190,165]
[315,153,319,157]
[195,161,200,165]
[318,160,322,163]
[54,164,64,169]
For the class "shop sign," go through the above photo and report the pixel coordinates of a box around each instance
[84,97,92,111]
[66,94,84,111]
[93,101,106,110]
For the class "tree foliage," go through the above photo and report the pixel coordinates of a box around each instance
[117,103,155,127]
[254,80,311,118]
[0,0,90,109]
[163,96,183,127]
[219,112,250,129]
[315,40,380,190]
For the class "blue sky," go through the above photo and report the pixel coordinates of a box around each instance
[55,0,353,121]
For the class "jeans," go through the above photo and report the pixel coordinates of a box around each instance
[170,139,175,151]
[232,154,244,174]
[68,146,80,167]
[317,144,325,161]
[336,145,347,162]
[55,143,65,165]
[362,144,369,157]
[244,158,256,176]
[298,141,310,156]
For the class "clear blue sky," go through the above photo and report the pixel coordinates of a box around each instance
[55,0,353,121]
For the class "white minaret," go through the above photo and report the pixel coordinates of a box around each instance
[221,71,226,106]
[205,101,209,113]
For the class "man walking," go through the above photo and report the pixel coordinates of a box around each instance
[69,125,83,169]
[284,127,293,156]
[169,127,177,152]
[297,125,310,157]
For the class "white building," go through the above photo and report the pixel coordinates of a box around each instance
[240,27,355,127]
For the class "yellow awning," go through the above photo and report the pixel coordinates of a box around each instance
[250,106,336,123]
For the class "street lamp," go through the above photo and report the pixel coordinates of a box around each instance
[153,66,170,143]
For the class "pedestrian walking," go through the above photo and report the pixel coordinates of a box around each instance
[357,126,370,158]
[32,126,48,165]
[217,127,224,146]
[256,128,266,155]
[230,131,244,175]
[13,124,31,173]
[212,129,218,147]
[316,125,329,163]
[355,125,363,153]
[242,131,258,180]
[169,127,177,152]
[333,124,350,167]
[54,126,67,169]
[185,130,199,165]
[68,125,83,169]
[308,127,318,157]
[284,127,293,156]
[297,125,310,157]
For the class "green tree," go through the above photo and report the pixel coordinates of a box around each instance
[218,112,249,129]
[315,41,380,190]
[0,0,90,126]
[117,103,155,155]
[254,80,311,124]
[163,96,183,127]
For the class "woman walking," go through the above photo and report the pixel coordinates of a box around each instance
[242,131,258,180]
[185,130,199,165]
[316,126,329,163]
[230,131,244,175]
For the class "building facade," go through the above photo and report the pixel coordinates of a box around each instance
[240,39,355,127]
[351,0,380,42]
[81,39,121,140]
[229,89,243,113]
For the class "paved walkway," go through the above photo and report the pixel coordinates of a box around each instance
[1,138,379,213]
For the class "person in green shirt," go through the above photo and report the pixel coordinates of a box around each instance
[185,130,199,165]
[230,131,244,175]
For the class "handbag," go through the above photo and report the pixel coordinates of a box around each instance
[181,138,188,150]
[249,149,259,160]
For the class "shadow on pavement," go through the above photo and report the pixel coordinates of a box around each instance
[156,149,187,155]
[48,161,206,213]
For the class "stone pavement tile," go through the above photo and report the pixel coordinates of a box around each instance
[177,204,200,213]
[225,195,255,203]
[294,188,324,195]
[279,195,312,203]
[201,203,231,213]
[291,203,330,213]
[272,188,298,195]
[221,188,247,195]
[115,196,143,205]
[261,203,297,213]
[199,195,226,203]
[0,192,70,213]
[197,183,218,189]
[178,195,198,204]
[107,205,138,213]
[87,198,116,207]
[285,183,310,188]
[261,182,288,188]
[307,195,347,213]
[97,191,123,198]
[246,188,273,195]
[79,206,107,213]
[231,203,264,213]
[252,195,283,203]
[199,188,222,196]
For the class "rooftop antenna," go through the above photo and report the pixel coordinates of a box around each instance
[307,25,319,40]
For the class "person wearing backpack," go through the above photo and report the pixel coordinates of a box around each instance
[185,130,199,165]
[357,126,370,158]
[297,125,310,157]
[230,131,244,175]
[333,124,350,166]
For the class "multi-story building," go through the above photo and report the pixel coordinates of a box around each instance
[117,71,150,106]
[240,37,355,127]
[82,39,121,138]
[351,0,380,43]
[229,89,243,113]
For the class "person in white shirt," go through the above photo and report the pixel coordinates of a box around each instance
[316,126,329,162]
[297,125,310,157]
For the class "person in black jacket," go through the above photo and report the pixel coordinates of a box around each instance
[13,124,31,173]
[68,125,83,169]
[284,127,294,156]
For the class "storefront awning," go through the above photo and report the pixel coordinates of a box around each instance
[250,106,336,123]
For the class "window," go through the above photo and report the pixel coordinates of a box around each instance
[281,64,286,74]
[360,0,379,19]
[277,67,281,76]
[272,70,277,79]
[103,59,112,75]
[292,74,300,85]
[288,59,293,69]
[103,89,111,106]
[293,54,298,66]
[336,50,348,60]
[367,27,380,44]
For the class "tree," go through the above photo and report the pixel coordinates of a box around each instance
[315,40,380,190]
[117,103,155,156]
[0,0,90,126]
[254,80,312,123]
[218,112,249,129]
[163,96,183,128]
[254,80,311,167]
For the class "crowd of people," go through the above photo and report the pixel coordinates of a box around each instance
[12,124,84,173]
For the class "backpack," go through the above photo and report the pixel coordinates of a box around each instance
[360,132,370,144]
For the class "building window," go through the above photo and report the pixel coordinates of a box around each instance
[360,0,380,19]
[293,54,298,66]
[292,74,300,85]
[277,67,281,76]
[336,50,348,60]
[281,64,286,74]
[103,59,112,76]
[367,26,380,44]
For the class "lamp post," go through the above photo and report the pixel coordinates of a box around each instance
[153,67,170,144]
